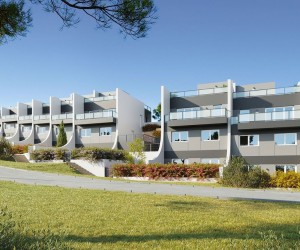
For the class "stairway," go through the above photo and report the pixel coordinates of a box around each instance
[13,154,29,163]
[67,162,94,176]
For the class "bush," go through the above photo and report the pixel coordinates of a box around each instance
[31,148,68,162]
[271,171,300,188]
[142,124,161,132]
[222,156,271,188]
[0,206,70,250]
[0,137,13,160]
[11,144,31,154]
[111,163,220,179]
[71,147,128,162]
[152,130,161,138]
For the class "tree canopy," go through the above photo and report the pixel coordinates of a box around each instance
[0,0,156,44]
[152,103,161,121]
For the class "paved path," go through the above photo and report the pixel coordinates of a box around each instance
[1,166,300,203]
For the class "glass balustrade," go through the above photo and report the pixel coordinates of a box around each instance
[52,113,73,120]
[234,86,300,98]
[238,110,299,123]
[168,108,227,120]
[75,111,117,120]
[170,87,227,98]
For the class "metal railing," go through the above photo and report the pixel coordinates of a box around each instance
[166,108,227,121]
[34,114,50,120]
[52,113,73,120]
[144,143,160,152]
[170,86,227,98]
[84,95,116,102]
[239,110,300,123]
[76,110,117,120]
[2,114,17,120]
[234,86,300,98]
[19,115,32,121]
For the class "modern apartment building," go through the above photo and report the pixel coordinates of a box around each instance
[160,80,300,174]
[0,89,151,150]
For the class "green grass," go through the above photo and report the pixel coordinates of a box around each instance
[0,160,80,176]
[0,181,300,249]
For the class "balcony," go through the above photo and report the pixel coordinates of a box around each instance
[166,108,228,127]
[238,109,300,130]
[75,110,117,125]
[34,114,50,121]
[171,87,227,98]
[19,115,32,121]
[234,86,300,99]
[84,95,116,102]
[2,114,18,121]
[52,113,73,120]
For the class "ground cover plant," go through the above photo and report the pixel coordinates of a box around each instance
[112,163,220,179]
[1,181,300,249]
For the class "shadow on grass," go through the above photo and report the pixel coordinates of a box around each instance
[66,223,300,244]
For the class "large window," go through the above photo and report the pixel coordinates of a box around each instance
[37,126,48,134]
[201,130,219,141]
[201,158,220,164]
[80,128,91,137]
[21,126,31,132]
[240,135,259,146]
[171,131,188,142]
[275,133,297,145]
[276,165,297,173]
[100,127,112,136]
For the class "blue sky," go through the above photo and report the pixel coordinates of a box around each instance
[1,0,300,109]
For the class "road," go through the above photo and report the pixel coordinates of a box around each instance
[1,166,300,202]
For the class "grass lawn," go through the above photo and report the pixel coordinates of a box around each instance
[0,160,81,176]
[0,181,300,249]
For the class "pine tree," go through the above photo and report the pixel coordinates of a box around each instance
[56,121,67,147]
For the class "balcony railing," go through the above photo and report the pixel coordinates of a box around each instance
[84,95,116,102]
[239,110,300,123]
[2,114,17,120]
[52,113,73,120]
[167,108,227,121]
[34,115,50,121]
[234,86,300,98]
[19,115,32,121]
[170,87,227,98]
[76,110,117,120]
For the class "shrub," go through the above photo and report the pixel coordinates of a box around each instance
[152,130,161,138]
[271,171,300,188]
[0,137,13,160]
[111,163,220,179]
[57,121,67,147]
[71,147,128,162]
[142,124,161,132]
[31,148,68,162]
[128,138,146,164]
[222,156,271,188]
[11,144,31,154]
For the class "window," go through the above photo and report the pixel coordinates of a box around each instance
[80,128,91,137]
[240,135,259,146]
[21,126,31,132]
[171,131,188,142]
[100,127,112,136]
[172,159,188,164]
[201,130,219,141]
[37,126,48,134]
[4,123,16,129]
[202,158,220,164]
[276,165,297,173]
[275,133,297,145]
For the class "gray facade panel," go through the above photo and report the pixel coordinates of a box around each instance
[241,156,300,165]
[238,119,300,130]
[165,150,227,159]
[170,93,227,109]
[167,117,227,127]
[84,100,116,112]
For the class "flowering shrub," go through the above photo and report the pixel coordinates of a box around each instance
[31,148,68,161]
[12,144,31,154]
[111,163,220,179]
[271,171,300,188]
[71,147,129,162]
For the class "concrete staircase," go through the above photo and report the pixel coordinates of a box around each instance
[67,162,94,176]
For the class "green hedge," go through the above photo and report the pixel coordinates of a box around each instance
[71,147,129,162]
[31,148,68,162]
[111,163,220,179]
